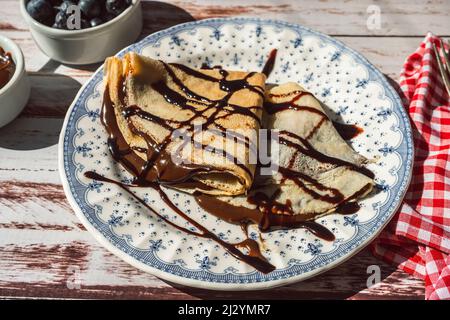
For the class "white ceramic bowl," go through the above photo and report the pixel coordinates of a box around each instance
[20,0,143,65]
[0,35,30,128]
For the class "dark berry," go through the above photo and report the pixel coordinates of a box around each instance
[57,0,76,13]
[80,18,90,29]
[52,21,66,29]
[54,10,68,26]
[79,0,102,19]
[90,17,103,27]
[106,0,127,16]
[26,0,53,25]
[102,12,117,22]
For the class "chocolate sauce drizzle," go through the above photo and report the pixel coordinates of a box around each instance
[200,63,222,70]
[332,121,363,140]
[108,61,266,185]
[94,59,277,272]
[194,124,373,244]
[194,191,335,242]
[84,50,373,273]
[193,50,373,244]
[84,171,275,273]
[265,90,364,141]
[0,47,15,89]
[262,49,278,78]
[278,130,374,179]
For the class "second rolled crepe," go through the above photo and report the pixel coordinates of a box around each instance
[196,82,375,225]
[103,52,265,195]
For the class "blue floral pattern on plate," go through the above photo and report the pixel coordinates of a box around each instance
[59,18,413,290]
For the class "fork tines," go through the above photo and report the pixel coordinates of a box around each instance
[432,39,450,96]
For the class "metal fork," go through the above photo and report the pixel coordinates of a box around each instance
[432,39,450,96]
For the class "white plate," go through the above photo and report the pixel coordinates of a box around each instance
[59,18,413,290]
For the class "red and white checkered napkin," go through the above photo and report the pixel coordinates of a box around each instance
[370,33,450,300]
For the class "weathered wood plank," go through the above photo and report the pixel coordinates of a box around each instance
[0,179,424,299]
[6,30,450,80]
[0,232,425,299]
[0,36,442,124]
[23,75,84,118]
[0,118,62,183]
[4,31,437,79]
[1,0,449,36]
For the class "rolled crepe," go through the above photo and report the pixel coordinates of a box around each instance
[207,82,374,220]
[103,52,265,195]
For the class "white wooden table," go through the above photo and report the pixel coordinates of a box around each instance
[1,0,449,299]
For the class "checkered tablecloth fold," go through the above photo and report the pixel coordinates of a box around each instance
[370,33,450,300]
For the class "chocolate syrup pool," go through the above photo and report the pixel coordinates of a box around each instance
[0,47,15,90]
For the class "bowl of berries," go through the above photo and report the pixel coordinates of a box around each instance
[20,0,142,65]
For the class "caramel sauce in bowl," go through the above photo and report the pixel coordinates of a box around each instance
[0,35,30,128]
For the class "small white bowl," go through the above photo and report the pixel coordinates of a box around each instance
[0,35,30,128]
[20,0,143,65]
